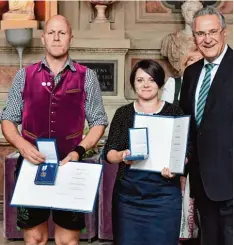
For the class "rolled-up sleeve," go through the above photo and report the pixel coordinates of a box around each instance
[84,68,108,128]
[0,69,25,125]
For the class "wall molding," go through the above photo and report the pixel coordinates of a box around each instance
[128,49,161,55]
[0,47,129,55]
[135,1,183,24]
[69,48,129,54]
[135,1,233,25]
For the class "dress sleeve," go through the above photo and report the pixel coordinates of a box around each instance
[103,107,124,161]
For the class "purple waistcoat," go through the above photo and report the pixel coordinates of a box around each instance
[22,61,87,159]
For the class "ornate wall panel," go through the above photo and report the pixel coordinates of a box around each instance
[136,1,233,24]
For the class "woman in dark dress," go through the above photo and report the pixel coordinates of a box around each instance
[103,60,185,245]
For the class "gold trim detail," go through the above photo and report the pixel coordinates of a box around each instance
[66,88,81,94]
[23,130,37,139]
[66,130,82,140]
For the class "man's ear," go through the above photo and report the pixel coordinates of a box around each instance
[41,33,45,46]
[223,28,227,39]
[70,34,74,45]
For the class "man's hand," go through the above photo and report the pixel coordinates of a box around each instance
[60,151,79,166]
[18,139,45,164]
[1,120,45,164]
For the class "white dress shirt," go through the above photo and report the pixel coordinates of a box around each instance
[194,45,228,117]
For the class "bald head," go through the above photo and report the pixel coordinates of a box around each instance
[41,14,73,59]
[44,15,72,36]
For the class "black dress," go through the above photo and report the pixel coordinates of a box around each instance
[104,102,184,245]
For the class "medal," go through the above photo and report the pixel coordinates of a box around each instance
[40,165,47,177]
[40,171,47,177]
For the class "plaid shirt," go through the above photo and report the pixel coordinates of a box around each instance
[1,57,108,128]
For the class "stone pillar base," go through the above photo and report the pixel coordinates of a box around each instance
[90,22,111,31]
[1,20,38,30]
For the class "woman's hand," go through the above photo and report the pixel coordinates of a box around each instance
[107,149,135,165]
[122,149,135,165]
[161,167,175,179]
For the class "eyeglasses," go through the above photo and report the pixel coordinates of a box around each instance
[194,28,224,39]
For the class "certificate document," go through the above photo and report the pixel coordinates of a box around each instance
[11,160,103,213]
[130,114,190,174]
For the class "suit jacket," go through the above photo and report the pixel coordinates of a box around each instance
[179,46,233,201]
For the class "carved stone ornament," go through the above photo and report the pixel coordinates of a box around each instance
[2,0,35,20]
[161,0,203,75]
[89,0,116,23]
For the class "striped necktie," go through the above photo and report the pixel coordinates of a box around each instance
[196,63,215,126]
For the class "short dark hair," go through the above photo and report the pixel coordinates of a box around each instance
[130,59,165,91]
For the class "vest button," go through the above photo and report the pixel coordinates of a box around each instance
[51,130,55,133]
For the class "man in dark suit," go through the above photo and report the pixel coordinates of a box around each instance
[179,6,233,245]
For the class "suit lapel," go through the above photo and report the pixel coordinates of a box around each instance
[200,48,231,126]
[191,60,203,117]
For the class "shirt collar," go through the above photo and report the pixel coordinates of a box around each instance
[38,56,76,72]
[204,44,228,66]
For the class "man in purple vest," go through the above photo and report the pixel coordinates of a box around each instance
[1,15,108,245]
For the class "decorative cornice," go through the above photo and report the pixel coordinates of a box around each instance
[0,47,16,53]
[0,47,129,54]
[70,48,129,54]
[128,49,161,55]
